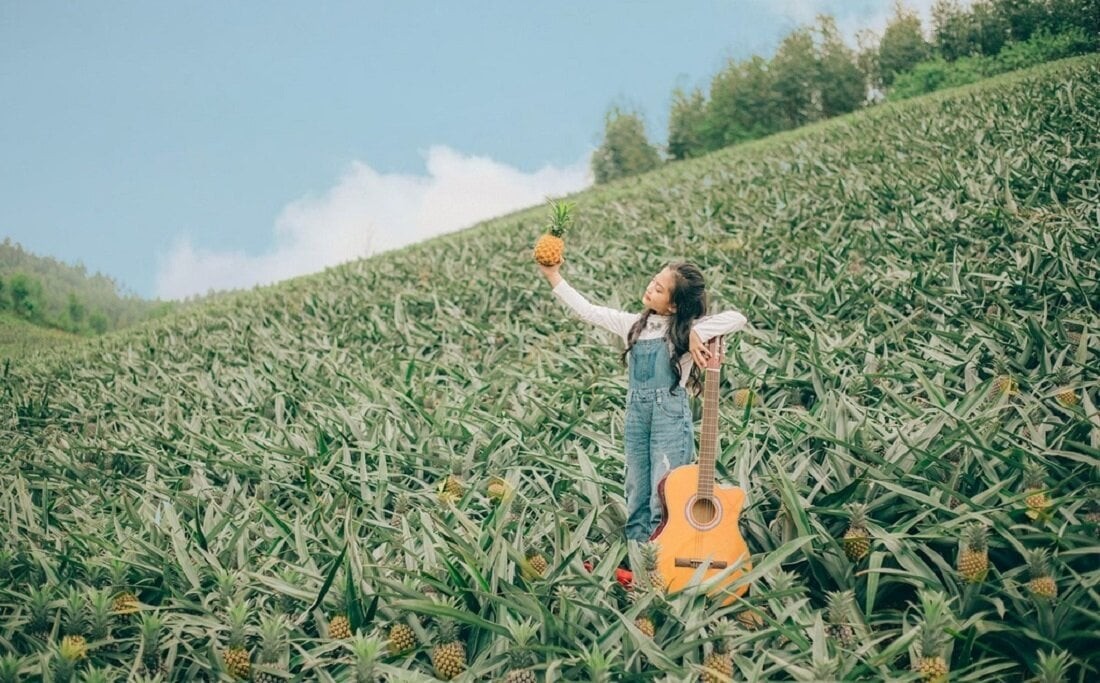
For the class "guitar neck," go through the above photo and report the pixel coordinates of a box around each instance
[698,358,720,500]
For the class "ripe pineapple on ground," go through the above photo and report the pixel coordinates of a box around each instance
[430,617,467,680]
[532,199,574,266]
[1051,368,1078,407]
[842,503,871,562]
[912,591,953,683]
[221,602,251,680]
[957,523,990,583]
[1026,549,1058,600]
[387,619,417,655]
[1022,462,1051,521]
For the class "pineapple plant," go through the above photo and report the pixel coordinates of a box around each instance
[1026,549,1058,600]
[53,634,88,683]
[912,591,953,683]
[349,634,385,683]
[825,590,858,649]
[640,541,665,593]
[503,618,539,683]
[430,615,467,680]
[438,459,466,503]
[137,613,165,677]
[221,601,252,680]
[108,558,139,617]
[86,588,113,642]
[1022,462,1051,521]
[386,618,417,655]
[1030,649,1072,683]
[842,503,871,562]
[26,585,54,636]
[253,613,289,683]
[1051,368,1078,407]
[957,523,990,583]
[521,547,548,581]
[532,199,574,266]
[61,586,87,638]
[0,655,25,683]
[389,493,410,527]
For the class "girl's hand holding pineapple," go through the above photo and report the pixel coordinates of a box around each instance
[534,199,573,288]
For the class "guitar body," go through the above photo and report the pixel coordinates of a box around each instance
[650,466,750,603]
[649,336,752,605]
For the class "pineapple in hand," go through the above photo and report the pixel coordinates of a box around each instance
[533,199,574,266]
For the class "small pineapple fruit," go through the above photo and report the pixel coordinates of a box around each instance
[701,651,733,683]
[1052,368,1078,407]
[438,460,466,503]
[389,493,409,527]
[736,608,764,630]
[957,523,990,583]
[733,388,756,409]
[912,591,953,683]
[842,503,871,562]
[109,559,140,617]
[634,614,656,638]
[992,373,1019,397]
[1026,549,1058,600]
[328,614,352,639]
[221,601,252,679]
[350,634,385,683]
[487,475,513,503]
[253,613,289,683]
[138,613,165,677]
[640,541,665,593]
[825,590,857,649]
[532,199,574,266]
[505,666,537,683]
[1031,649,1072,683]
[1023,462,1051,521]
[387,619,417,655]
[430,617,467,680]
[60,634,88,660]
[521,548,548,581]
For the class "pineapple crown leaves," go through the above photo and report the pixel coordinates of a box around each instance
[257,613,289,663]
[959,522,989,552]
[913,590,955,658]
[224,600,252,649]
[1025,548,1053,578]
[843,502,870,529]
[825,590,857,625]
[1023,461,1047,490]
[1032,649,1073,683]
[545,199,575,237]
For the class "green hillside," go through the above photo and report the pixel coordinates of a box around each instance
[2,56,1098,681]
[0,311,84,360]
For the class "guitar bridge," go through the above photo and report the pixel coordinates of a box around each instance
[674,558,728,569]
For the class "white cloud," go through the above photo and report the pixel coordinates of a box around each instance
[155,146,592,300]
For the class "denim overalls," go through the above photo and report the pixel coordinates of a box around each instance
[624,337,695,541]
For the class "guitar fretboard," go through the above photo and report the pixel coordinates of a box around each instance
[697,346,720,499]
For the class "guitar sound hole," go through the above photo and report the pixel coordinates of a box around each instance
[691,497,717,525]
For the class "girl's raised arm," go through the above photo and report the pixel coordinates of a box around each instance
[551,278,639,342]
[692,309,748,342]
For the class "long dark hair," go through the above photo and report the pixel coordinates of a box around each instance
[620,262,708,395]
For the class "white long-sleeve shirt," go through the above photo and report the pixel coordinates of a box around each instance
[552,278,748,387]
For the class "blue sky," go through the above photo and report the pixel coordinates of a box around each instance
[0,1,936,300]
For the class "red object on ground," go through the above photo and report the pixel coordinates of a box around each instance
[582,561,634,589]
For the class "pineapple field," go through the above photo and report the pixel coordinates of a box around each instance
[2,55,1099,681]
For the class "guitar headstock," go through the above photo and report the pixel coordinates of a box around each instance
[706,335,724,371]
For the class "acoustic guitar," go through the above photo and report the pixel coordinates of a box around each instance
[649,335,751,604]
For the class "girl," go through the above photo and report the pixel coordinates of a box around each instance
[537,260,748,542]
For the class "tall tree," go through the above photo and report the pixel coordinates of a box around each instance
[933,0,976,60]
[970,0,1011,55]
[667,87,709,160]
[815,15,866,117]
[591,107,661,184]
[770,27,820,128]
[992,0,1045,42]
[879,2,931,86]
[705,56,780,148]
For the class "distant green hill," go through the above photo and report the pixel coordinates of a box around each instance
[2,56,1098,681]
[0,238,179,358]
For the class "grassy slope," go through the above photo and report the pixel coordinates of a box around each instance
[3,55,1099,680]
[0,311,83,360]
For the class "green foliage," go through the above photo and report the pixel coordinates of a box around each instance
[877,3,932,86]
[592,107,661,184]
[1,56,1098,680]
[891,27,1098,99]
[817,16,867,117]
[667,87,708,161]
[705,55,781,149]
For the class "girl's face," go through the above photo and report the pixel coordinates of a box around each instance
[642,268,677,315]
